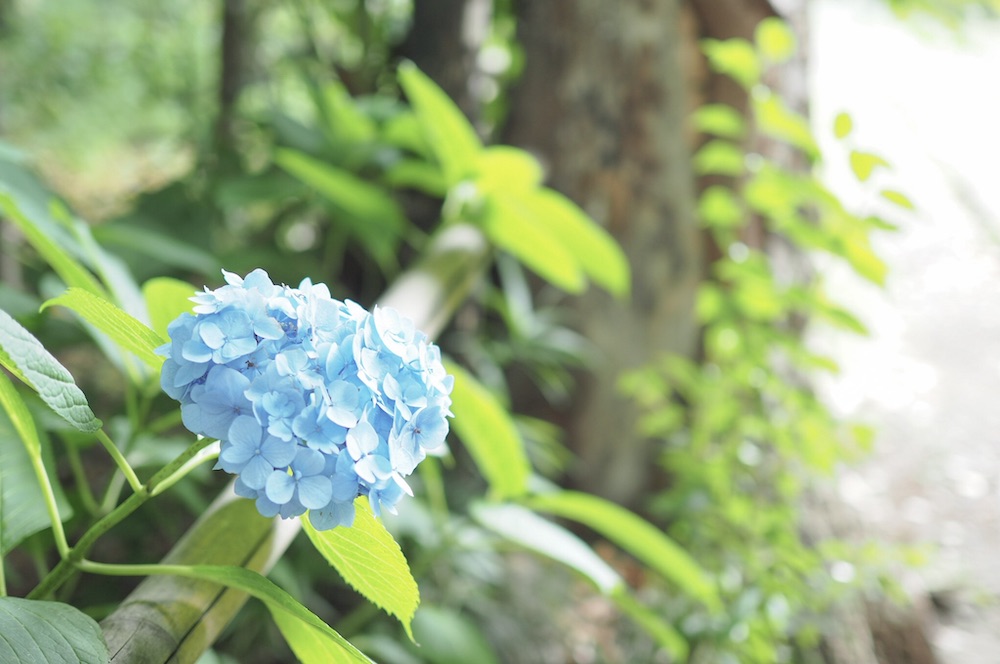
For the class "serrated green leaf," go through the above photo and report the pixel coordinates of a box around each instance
[692,104,747,139]
[879,189,914,210]
[481,196,586,294]
[692,140,745,176]
[526,491,721,611]
[849,151,890,182]
[142,277,197,340]
[170,565,371,663]
[42,288,165,370]
[0,193,106,298]
[471,502,622,594]
[833,112,853,139]
[755,17,796,63]
[473,146,543,194]
[398,62,481,186]
[505,189,630,297]
[701,37,760,88]
[445,362,531,500]
[0,597,108,664]
[0,308,101,432]
[304,501,419,640]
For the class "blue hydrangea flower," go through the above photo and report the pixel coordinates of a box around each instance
[158,269,453,529]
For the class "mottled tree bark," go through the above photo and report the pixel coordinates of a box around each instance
[503,0,703,508]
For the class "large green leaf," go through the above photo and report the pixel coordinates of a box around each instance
[471,502,621,593]
[0,380,72,554]
[169,565,371,663]
[397,62,481,186]
[473,146,543,195]
[445,362,530,500]
[42,288,165,370]
[0,308,101,433]
[0,597,108,664]
[526,491,722,611]
[142,277,196,340]
[304,500,419,640]
[0,193,106,298]
[610,588,688,660]
[481,196,586,294]
[507,189,630,297]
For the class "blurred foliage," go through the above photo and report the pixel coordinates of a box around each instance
[620,19,915,663]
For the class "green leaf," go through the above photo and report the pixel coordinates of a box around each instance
[0,377,72,554]
[411,606,500,664]
[42,288,165,370]
[93,223,220,276]
[698,186,744,229]
[701,37,761,88]
[398,61,481,186]
[173,565,371,663]
[445,362,531,500]
[692,104,747,139]
[507,189,630,297]
[755,17,796,63]
[304,500,419,640]
[849,151,890,182]
[526,491,722,611]
[274,148,405,267]
[0,597,108,663]
[879,189,914,210]
[0,193,106,298]
[754,92,820,159]
[384,159,448,197]
[481,195,586,294]
[611,588,688,660]
[142,277,196,340]
[470,502,622,594]
[692,140,745,176]
[473,146,543,194]
[833,112,853,139]
[0,308,101,433]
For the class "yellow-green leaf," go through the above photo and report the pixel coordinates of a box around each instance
[701,37,760,89]
[692,104,747,139]
[849,151,890,182]
[480,196,586,294]
[474,146,544,194]
[833,112,853,139]
[398,61,482,186]
[506,189,630,297]
[304,500,419,640]
[446,362,531,500]
[879,189,914,210]
[142,277,196,340]
[755,17,797,63]
[43,288,165,370]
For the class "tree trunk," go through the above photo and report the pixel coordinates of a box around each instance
[502,0,703,508]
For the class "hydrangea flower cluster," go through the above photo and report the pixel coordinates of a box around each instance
[158,269,453,529]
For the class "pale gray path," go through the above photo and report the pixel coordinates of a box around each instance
[810,2,1000,661]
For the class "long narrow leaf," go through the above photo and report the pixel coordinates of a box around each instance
[0,308,101,433]
[42,288,165,370]
[397,62,481,186]
[304,500,419,640]
[0,193,105,297]
[526,491,722,611]
[445,362,531,500]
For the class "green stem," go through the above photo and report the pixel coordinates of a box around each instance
[0,558,6,597]
[96,429,143,494]
[149,442,220,497]
[76,560,197,578]
[28,452,69,559]
[64,438,100,516]
[27,437,217,600]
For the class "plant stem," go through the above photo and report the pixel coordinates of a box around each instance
[29,452,69,559]
[64,437,101,516]
[27,437,218,600]
[96,429,143,494]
